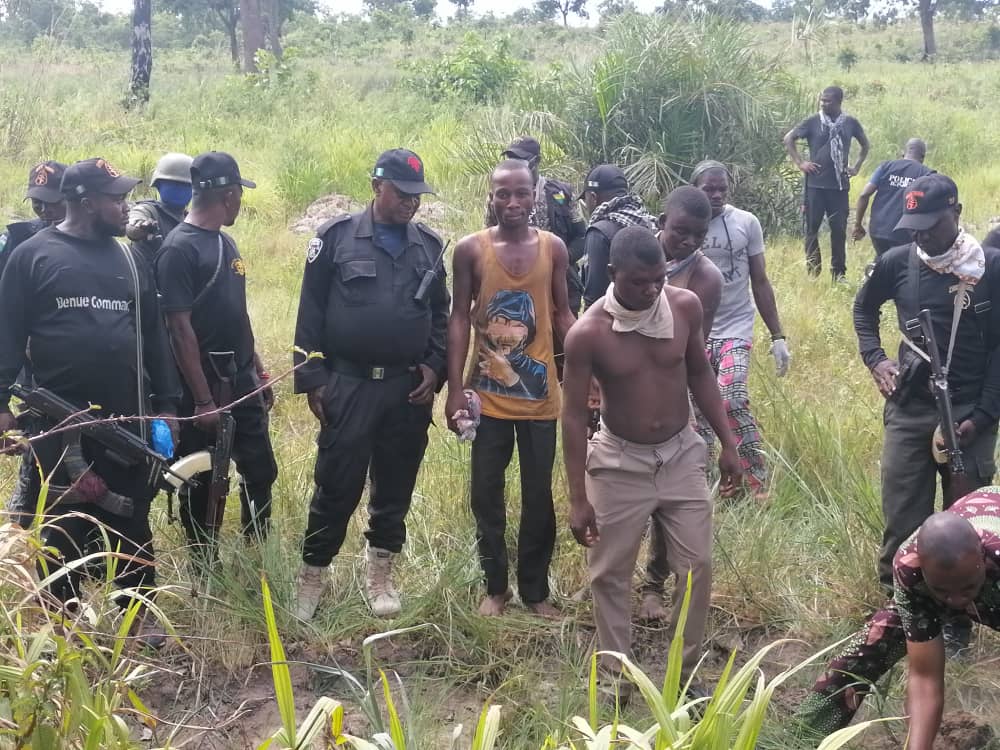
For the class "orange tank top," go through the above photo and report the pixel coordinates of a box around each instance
[467,228,561,420]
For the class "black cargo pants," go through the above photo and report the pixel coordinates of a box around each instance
[176,390,278,550]
[301,370,432,567]
[24,430,157,603]
[879,397,997,590]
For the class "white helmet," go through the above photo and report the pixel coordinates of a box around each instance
[150,152,193,186]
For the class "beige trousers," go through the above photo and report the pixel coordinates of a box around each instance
[586,424,712,674]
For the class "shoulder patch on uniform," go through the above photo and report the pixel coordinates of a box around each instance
[306,237,323,263]
[315,213,352,237]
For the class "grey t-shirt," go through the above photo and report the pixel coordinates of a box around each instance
[791,113,866,191]
[701,205,764,342]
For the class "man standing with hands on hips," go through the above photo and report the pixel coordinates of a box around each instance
[292,149,449,622]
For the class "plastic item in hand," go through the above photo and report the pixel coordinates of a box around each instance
[453,390,482,443]
[151,418,174,459]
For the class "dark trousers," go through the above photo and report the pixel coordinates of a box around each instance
[870,235,895,256]
[40,500,156,603]
[25,431,157,603]
[470,415,557,603]
[879,398,996,589]
[302,371,431,567]
[804,187,849,277]
[177,392,278,550]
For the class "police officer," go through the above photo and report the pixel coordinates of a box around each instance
[292,148,449,621]
[156,151,278,560]
[487,137,587,314]
[127,152,194,267]
[1,160,68,526]
[578,164,656,310]
[0,158,179,645]
[854,173,1000,655]
[0,160,68,280]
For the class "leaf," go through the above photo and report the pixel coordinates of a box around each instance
[261,574,297,745]
[816,717,903,749]
[380,671,406,750]
[470,704,502,750]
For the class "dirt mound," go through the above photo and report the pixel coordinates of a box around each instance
[938,711,997,750]
[289,193,451,235]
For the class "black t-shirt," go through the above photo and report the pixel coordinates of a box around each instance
[791,113,867,191]
[156,222,255,375]
[869,159,935,244]
[0,226,178,417]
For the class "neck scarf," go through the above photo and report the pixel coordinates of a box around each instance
[665,250,704,281]
[589,193,656,230]
[917,229,985,285]
[819,110,848,190]
[603,283,673,339]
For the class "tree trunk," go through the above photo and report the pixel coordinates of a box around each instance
[127,0,152,107]
[561,5,569,25]
[263,0,282,59]
[919,0,936,60]
[241,0,265,73]
[226,13,239,66]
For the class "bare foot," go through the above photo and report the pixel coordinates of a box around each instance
[637,591,668,621]
[478,589,513,617]
[526,599,561,620]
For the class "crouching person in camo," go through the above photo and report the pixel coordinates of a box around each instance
[561,226,741,694]
[292,149,449,621]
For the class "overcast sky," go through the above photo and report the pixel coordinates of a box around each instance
[96,0,667,19]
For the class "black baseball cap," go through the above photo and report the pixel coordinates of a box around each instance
[894,174,959,232]
[190,151,256,191]
[60,158,141,198]
[372,148,435,195]
[502,136,541,161]
[26,160,67,203]
[583,164,628,194]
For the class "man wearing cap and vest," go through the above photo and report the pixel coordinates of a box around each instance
[487,137,587,314]
[854,173,1000,655]
[292,148,449,621]
[1,160,69,526]
[0,158,179,646]
[0,161,68,281]
[156,152,278,562]
[579,164,656,311]
[128,152,194,267]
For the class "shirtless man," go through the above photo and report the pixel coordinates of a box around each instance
[658,187,723,338]
[562,225,740,686]
[447,159,576,617]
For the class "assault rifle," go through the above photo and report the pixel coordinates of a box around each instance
[917,308,965,476]
[10,383,194,493]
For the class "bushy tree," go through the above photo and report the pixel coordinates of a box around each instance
[535,0,589,25]
[528,14,808,230]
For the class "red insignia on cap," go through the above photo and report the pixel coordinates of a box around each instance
[905,190,923,211]
[407,155,421,173]
[96,159,121,178]
[32,164,54,186]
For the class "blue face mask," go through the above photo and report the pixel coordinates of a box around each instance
[157,180,192,209]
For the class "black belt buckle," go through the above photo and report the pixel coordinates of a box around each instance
[370,366,385,381]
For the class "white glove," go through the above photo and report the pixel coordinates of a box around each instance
[770,338,790,378]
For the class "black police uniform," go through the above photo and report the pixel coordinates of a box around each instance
[156,221,278,544]
[293,205,449,567]
[854,242,1000,588]
[130,200,186,268]
[0,225,179,601]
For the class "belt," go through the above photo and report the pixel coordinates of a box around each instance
[329,357,412,381]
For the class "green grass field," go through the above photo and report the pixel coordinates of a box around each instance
[3,13,1000,748]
